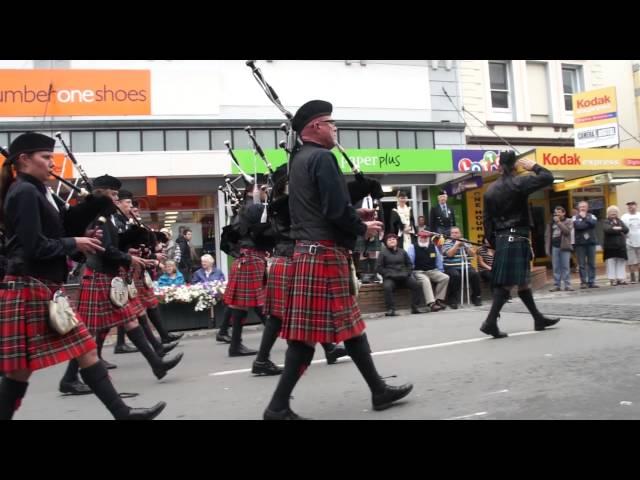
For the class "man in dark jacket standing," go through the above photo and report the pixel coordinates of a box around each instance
[377,233,426,316]
[573,200,599,289]
[175,228,194,282]
[481,151,560,338]
[429,190,456,235]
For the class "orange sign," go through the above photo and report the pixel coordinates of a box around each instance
[0,69,151,116]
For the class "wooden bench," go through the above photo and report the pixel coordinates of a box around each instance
[356,266,548,314]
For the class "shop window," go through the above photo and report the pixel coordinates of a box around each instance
[378,130,397,148]
[398,131,416,149]
[95,131,118,152]
[416,131,434,149]
[211,130,231,149]
[188,130,210,150]
[562,65,583,111]
[338,130,358,148]
[165,130,187,151]
[358,130,377,148]
[119,131,141,152]
[71,131,94,152]
[142,131,164,151]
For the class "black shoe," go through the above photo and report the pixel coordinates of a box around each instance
[372,383,414,411]
[480,321,508,339]
[114,344,139,354]
[157,340,179,357]
[325,345,348,365]
[580,283,588,289]
[216,332,232,343]
[163,332,184,343]
[118,402,167,420]
[229,343,258,357]
[252,359,283,376]
[448,303,459,310]
[411,306,429,314]
[59,380,93,395]
[102,359,118,370]
[263,407,309,420]
[152,352,184,380]
[534,315,560,331]
[472,298,483,307]
[436,300,448,310]
[588,284,599,288]
[385,310,398,317]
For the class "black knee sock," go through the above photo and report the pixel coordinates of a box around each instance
[139,315,163,352]
[0,377,29,420]
[256,315,282,362]
[254,308,268,325]
[80,361,130,419]
[219,307,232,334]
[61,359,80,383]
[95,329,109,359]
[320,343,336,353]
[484,287,511,327]
[146,307,171,342]
[344,334,385,395]
[116,326,127,347]
[126,326,163,370]
[230,309,248,349]
[518,288,541,318]
[267,341,315,412]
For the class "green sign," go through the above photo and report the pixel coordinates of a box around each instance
[232,149,454,175]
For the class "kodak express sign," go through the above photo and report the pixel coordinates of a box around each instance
[0,69,151,116]
[537,148,640,171]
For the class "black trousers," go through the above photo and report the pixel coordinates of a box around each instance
[445,267,481,303]
[479,269,493,292]
[383,276,422,310]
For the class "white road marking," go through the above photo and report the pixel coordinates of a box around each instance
[208,330,539,377]
[486,389,510,395]
[445,411,488,420]
[620,401,633,406]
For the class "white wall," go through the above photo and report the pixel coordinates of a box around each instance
[0,60,434,122]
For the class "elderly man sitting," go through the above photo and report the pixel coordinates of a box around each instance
[406,230,448,312]
[191,254,225,284]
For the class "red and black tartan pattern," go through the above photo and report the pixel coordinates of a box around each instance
[264,255,290,319]
[282,241,366,344]
[0,276,96,373]
[224,249,267,309]
[134,276,159,309]
[77,268,139,332]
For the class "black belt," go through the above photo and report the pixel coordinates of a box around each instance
[294,244,348,256]
[0,281,25,290]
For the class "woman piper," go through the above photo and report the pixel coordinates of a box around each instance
[0,132,165,420]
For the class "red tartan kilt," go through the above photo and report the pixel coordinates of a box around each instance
[134,277,159,310]
[127,292,147,317]
[282,242,365,344]
[77,268,139,332]
[224,252,266,309]
[0,276,96,373]
[264,256,290,319]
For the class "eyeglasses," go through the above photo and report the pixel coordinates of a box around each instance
[317,120,336,126]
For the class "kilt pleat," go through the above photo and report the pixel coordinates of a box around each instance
[224,250,266,309]
[491,232,532,287]
[0,276,96,373]
[264,256,290,319]
[77,268,139,332]
[281,241,366,344]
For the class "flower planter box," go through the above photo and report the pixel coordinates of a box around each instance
[158,302,214,332]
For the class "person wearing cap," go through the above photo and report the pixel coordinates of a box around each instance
[377,233,427,316]
[263,100,413,420]
[0,132,165,420]
[406,230,448,312]
[621,200,640,283]
[429,190,456,236]
[481,151,559,338]
[70,174,183,381]
[442,226,482,308]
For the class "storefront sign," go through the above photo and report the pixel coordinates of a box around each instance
[553,173,612,192]
[0,70,151,116]
[445,176,483,196]
[453,150,500,173]
[537,148,640,171]
[232,148,455,174]
[573,86,619,148]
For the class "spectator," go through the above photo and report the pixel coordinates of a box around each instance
[603,205,629,286]
[442,227,482,308]
[191,254,225,283]
[476,235,495,289]
[545,206,574,292]
[429,190,456,235]
[406,230,448,312]
[621,200,640,284]
[570,207,579,273]
[417,215,427,233]
[389,190,416,249]
[573,201,599,288]
[157,260,185,287]
[377,233,427,316]
[175,228,197,281]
